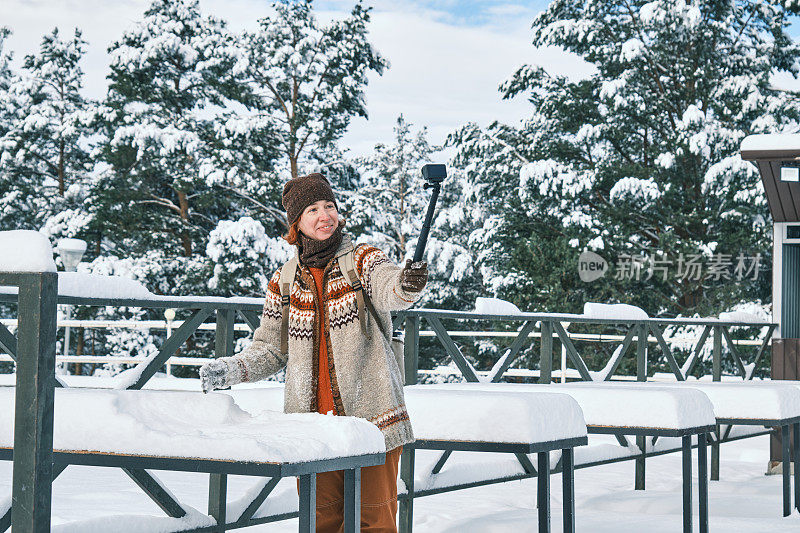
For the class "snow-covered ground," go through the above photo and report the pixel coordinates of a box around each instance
[408,435,800,532]
[0,423,798,530]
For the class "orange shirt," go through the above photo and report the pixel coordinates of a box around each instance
[309,267,336,416]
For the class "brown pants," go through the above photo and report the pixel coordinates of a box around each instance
[297,446,403,532]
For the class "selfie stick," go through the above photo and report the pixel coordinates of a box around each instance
[413,164,446,263]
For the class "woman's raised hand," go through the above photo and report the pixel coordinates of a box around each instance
[400,260,428,293]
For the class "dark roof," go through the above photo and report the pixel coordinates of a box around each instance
[740,136,800,223]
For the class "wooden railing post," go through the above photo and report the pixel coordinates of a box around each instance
[635,323,648,490]
[713,326,722,382]
[636,323,648,382]
[404,315,419,386]
[540,321,552,384]
[9,272,58,532]
[215,309,235,359]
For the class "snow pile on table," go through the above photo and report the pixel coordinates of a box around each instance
[556,382,716,429]
[659,382,800,421]
[473,297,522,315]
[225,386,285,414]
[404,385,587,442]
[583,302,648,321]
[429,382,715,430]
[0,230,57,273]
[0,388,385,462]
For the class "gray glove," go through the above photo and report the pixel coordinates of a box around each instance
[200,359,237,393]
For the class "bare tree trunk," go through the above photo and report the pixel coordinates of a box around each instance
[58,80,66,196]
[90,328,96,376]
[73,327,84,375]
[58,139,65,196]
[397,151,407,261]
[176,190,192,257]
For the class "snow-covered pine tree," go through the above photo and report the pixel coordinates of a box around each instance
[93,0,254,295]
[0,28,22,346]
[452,0,800,319]
[0,28,12,131]
[0,28,95,239]
[0,27,28,231]
[238,0,387,180]
[205,216,293,297]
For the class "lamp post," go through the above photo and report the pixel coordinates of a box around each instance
[56,239,86,360]
[164,308,176,376]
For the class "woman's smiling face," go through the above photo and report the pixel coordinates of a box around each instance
[297,199,339,241]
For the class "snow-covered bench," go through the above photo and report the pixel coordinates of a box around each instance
[0,388,386,533]
[421,382,716,533]
[646,380,800,517]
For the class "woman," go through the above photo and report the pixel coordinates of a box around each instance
[199,173,427,532]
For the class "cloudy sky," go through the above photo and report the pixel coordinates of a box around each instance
[0,0,797,159]
[0,0,600,158]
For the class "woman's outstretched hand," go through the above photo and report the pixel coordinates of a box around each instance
[199,359,229,393]
[401,260,428,292]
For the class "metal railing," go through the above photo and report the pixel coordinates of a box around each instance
[394,307,778,491]
[395,308,776,384]
[0,312,770,379]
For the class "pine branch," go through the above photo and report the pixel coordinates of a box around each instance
[215,184,288,229]
[295,62,334,156]
[480,128,530,164]
[136,194,182,214]
[621,0,679,129]
[254,74,292,124]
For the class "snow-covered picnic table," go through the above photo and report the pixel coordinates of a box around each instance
[414,382,716,533]
[69,377,800,530]
[664,381,800,424]
[404,386,587,533]
[0,388,384,464]
[635,380,800,517]
[0,388,385,533]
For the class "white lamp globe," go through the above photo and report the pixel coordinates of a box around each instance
[56,238,87,272]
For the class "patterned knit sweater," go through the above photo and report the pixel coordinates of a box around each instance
[219,233,422,451]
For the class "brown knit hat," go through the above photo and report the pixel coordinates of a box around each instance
[282,173,337,226]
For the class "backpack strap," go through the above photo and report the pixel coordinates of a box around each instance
[337,248,371,339]
[279,256,299,355]
[337,246,389,339]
